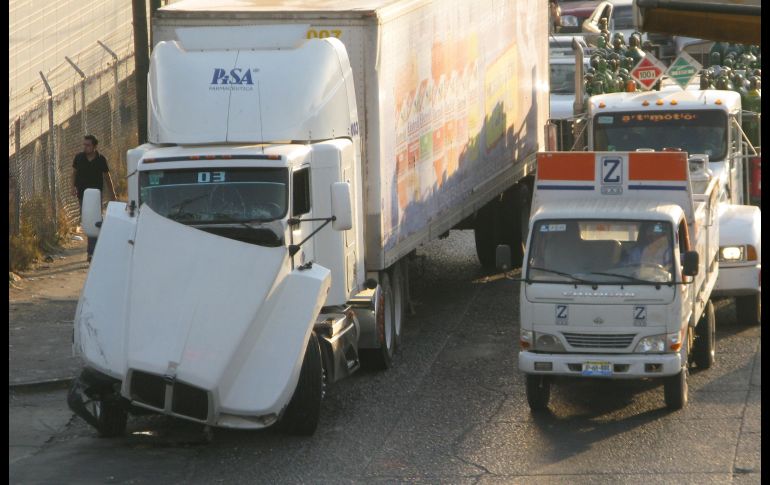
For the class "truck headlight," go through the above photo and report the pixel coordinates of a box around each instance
[534,332,565,352]
[520,330,533,349]
[719,246,745,262]
[634,334,666,353]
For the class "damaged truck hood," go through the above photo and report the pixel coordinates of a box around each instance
[74,204,331,419]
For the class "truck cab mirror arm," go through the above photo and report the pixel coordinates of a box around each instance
[287,216,336,257]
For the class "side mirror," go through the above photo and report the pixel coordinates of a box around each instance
[682,250,699,277]
[81,188,102,238]
[496,245,512,272]
[331,182,353,231]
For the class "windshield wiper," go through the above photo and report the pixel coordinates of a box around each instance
[170,194,208,218]
[528,266,594,284]
[584,271,671,287]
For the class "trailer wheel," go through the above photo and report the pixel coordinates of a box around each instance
[515,183,532,267]
[390,262,406,350]
[279,331,323,436]
[693,300,716,369]
[736,294,760,326]
[525,374,551,412]
[93,399,128,438]
[359,272,396,370]
[474,203,499,270]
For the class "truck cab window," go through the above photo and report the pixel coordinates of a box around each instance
[292,167,311,216]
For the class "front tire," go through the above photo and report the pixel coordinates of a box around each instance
[279,332,324,436]
[93,399,128,438]
[525,374,551,412]
[736,294,760,326]
[663,367,689,410]
[693,300,716,369]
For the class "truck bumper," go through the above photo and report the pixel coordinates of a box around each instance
[518,351,682,378]
[712,264,761,297]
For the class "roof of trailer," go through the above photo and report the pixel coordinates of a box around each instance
[159,0,419,15]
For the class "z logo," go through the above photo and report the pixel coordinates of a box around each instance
[555,305,568,325]
[633,306,647,326]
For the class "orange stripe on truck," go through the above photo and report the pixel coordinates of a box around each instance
[537,152,595,181]
[629,152,688,181]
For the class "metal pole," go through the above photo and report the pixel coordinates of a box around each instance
[97,40,122,163]
[65,56,88,134]
[149,0,162,46]
[14,117,21,236]
[39,71,58,234]
[132,0,150,144]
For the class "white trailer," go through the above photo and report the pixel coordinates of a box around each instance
[512,151,722,410]
[68,0,550,437]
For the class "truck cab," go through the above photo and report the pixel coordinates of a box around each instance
[516,151,720,411]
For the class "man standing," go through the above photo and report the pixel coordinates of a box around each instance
[72,135,116,262]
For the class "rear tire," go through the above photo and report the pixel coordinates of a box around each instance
[390,262,406,351]
[736,294,760,326]
[525,374,551,412]
[279,332,324,436]
[693,300,716,369]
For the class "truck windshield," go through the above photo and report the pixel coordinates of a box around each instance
[527,219,675,284]
[593,110,727,160]
[550,63,576,94]
[139,167,288,224]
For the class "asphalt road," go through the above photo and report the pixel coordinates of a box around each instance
[8,230,761,484]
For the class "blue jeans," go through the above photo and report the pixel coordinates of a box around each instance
[77,190,100,258]
[87,236,97,258]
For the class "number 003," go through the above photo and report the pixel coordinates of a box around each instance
[306,29,342,39]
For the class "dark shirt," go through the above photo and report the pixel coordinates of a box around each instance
[73,152,109,195]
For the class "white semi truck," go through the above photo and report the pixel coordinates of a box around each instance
[68,0,549,436]
[551,39,762,325]
[512,151,723,410]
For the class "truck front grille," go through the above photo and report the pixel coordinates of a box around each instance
[172,382,209,421]
[562,332,635,349]
[129,370,210,421]
[130,371,166,409]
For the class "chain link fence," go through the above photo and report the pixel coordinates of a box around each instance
[9,28,138,241]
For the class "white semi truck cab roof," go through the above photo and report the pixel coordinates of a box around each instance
[148,35,358,145]
[587,87,741,115]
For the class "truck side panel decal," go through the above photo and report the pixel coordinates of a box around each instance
[628,152,688,181]
[537,152,596,180]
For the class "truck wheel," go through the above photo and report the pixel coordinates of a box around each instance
[525,374,551,412]
[359,273,396,370]
[693,300,716,369]
[736,294,760,326]
[279,331,323,436]
[474,203,499,270]
[390,262,406,350]
[93,399,128,438]
[664,336,689,410]
[663,367,688,410]
[515,183,532,267]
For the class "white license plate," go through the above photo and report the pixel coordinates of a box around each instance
[582,361,612,377]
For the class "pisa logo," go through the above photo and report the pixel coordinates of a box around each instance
[210,68,255,85]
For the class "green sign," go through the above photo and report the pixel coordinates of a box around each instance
[666,52,702,90]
